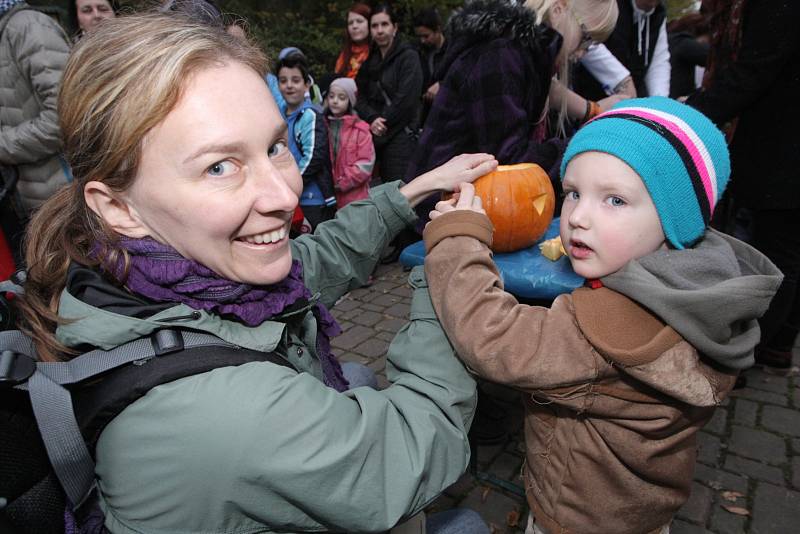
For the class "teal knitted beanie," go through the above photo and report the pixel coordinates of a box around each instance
[560,97,730,249]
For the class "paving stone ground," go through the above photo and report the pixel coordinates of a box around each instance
[331,262,800,534]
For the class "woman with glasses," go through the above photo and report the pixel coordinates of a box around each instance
[404,0,619,224]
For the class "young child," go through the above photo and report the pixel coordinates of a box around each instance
[422,97,783,534]
[324,77,375,207]
[276,52,336,230]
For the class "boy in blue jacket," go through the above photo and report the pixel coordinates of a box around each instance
[277,52,336,230]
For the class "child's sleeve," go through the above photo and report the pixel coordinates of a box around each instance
[334,123,375,193]
[423,211,601,392]
[299,110,336,205]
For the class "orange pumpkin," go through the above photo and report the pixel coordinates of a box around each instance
[449,163,555,253]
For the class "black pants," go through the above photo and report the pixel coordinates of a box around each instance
[301,204,336,233]
[375,130,415,184]
[751,208,800,350]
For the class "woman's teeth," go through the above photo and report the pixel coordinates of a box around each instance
[241,227,286,245]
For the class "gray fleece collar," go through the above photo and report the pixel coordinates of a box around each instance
[602,229,783,369]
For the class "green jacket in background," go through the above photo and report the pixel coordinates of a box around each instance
[54,183,477,533]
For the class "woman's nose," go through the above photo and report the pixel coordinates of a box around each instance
[252,161,299,214]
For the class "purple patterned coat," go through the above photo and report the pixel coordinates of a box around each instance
[405,0,563,183]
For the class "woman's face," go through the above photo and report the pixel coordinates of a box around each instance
[75,0,114,34]
[119,62,302,285]
[370,12,396,50]
[550,1,603,63]
[347,11,369,43]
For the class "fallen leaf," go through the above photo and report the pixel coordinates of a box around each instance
[708,481,723,490]
[481,486,491,503]
[721,490,745,502]
[721,505,750,516]
[507,509,520,528]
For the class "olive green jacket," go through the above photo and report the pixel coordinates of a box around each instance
[55,183,477,533]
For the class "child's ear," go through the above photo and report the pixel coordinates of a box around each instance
[84,181,151,238]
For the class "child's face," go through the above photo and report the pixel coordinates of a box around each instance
[560,152,666,280]
[277,66,310,110]
[327,86,350,117]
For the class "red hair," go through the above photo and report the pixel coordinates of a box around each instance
[337,2,371,75]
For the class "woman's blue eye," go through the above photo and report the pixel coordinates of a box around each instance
[268,140,288,158]
[565,190,579,201]
[207,160,236,177]
[607,196,625,207]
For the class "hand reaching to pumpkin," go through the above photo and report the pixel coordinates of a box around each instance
[429,182,486,223]
[399,153,497,208]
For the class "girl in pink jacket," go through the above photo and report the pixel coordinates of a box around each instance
[324,77,375,207]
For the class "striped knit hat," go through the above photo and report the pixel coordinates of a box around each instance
[560,97,730,249]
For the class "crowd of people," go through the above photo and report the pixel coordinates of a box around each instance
[0,0,797,533]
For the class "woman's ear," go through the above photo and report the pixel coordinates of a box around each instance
[84,181,151,238]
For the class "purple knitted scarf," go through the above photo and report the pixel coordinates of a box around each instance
[92,236,348,392]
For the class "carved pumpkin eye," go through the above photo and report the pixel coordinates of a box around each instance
[447,163,555,253]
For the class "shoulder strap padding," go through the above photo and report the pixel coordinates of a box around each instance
[73,344,294,453]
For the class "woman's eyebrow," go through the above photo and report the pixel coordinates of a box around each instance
[182,142,245,164]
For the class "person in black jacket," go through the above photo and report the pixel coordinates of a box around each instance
[355,3,423,184]
[686,0,800,373]
[413,7,447,126]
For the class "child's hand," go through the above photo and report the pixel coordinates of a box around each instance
[429,182,485,222]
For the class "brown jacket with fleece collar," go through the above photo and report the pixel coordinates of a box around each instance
[423,210,782,534]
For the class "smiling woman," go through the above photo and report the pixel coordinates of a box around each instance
[15,11,497,534]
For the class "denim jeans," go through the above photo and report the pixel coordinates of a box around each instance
[427,508,490,534]
[341,361,379,390]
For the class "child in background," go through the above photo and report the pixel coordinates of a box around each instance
[276,52,336,230]
[422,97,783,534]
[324,77,374,207]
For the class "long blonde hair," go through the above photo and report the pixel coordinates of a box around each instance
[19,12,268,361]
[525,0,618,133]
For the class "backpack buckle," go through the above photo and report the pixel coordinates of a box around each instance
[150,329,184,356]
[0,350,36,387]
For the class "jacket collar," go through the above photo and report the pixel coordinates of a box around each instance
[56,264,287,354]
[437,0,561,80]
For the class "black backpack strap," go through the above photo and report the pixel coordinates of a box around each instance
[73,342,295,452]
[4,329,293,510]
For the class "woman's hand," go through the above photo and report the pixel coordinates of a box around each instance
[428,182,485,223]
[399,153,497,208]
[370,117,388,136]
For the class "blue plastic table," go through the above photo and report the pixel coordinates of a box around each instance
[399,217,584,300]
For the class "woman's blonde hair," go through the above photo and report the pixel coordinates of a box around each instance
[525,0,618,134]
[19,12,268,361]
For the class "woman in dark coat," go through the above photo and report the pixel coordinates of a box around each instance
[403,0,619,222]
[355,4,423,184]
